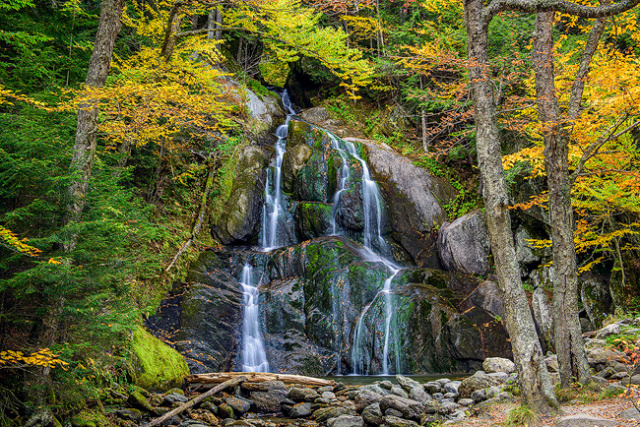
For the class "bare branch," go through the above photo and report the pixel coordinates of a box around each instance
[484,0,640,23]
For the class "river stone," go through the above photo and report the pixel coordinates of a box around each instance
[114,409,143,423]
[470,389,486,403]
[437,401,459,415]
[289,387,320,402]
[362,403,383,426]
[458,372,504,399]
[378,395,424,421]
[163,392,188,406]
[218,403,234,419]
[396,375,422,392]
[354,390,382,412]
[328,415,364,427]
[390,386,408,398]
[555,414,616,427]
[127,390,155,413]
[458,398,474,406]
[225,397,252,415]
[289,402,313,418]
[423,382,440,394]
[300,107,330,125]
[483,357,516,375]
[383,416,420,427]
[438,210,490,276]
[408,386,430,403]
[249,381,288,413]
[212,145,270,245]
[379,381,394,390]
[313,406,350,422]
[443,381,460,395]
[362,141,456,267]
[359,384,390,396]
[384,409,404,418]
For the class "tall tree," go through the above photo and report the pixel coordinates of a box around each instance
[66,0,125,236]
[463,0,640,413]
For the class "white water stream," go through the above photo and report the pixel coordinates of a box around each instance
[240,263,270,372]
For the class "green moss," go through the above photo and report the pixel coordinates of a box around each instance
[132,326,189,391]
[71,410,112,427]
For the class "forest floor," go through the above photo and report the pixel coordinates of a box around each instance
[455,396,639,426]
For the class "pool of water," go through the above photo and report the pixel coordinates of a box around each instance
[328,374,468,386]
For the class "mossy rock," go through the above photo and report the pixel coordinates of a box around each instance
[132,326,189,391]
[70,410,112,427]
[295,202,333,240]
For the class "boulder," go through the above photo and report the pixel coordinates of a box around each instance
[532,287,555,351]
[438,211,490,276]
[362,141,456,267]
[458,372,504,399]
[299,107,330,125]
[396,375,422,392]
[362,403,383,426]
[131,326,189,390]
[289,402,313,418]
[212,145,271,245]
[313,407,350,423]
[482,357,516,375]
[246,89,285,129]
[289,387,320,402]
[282,143,314,193]
[580,274,613,329]
[378,395,424,421]
[382,416,420,427]
[354,390,382,412]
[225,397,252,415]
[248,381,289,413]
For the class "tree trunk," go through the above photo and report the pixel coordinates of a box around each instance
[215,7,223,41]
[533,12,591,387]
[464,0,559,414]
[186,372,336,386]
[65,0,125,232]
[160,2,183,60]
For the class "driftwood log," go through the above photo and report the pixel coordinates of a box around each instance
[186,372,336,386]
[144,376,246,427]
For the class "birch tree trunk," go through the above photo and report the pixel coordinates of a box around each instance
[464,0,559,414]
[532,12,591,388]
[65,0,125,237]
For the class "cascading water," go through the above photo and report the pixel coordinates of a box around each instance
[239,263,270,372]
[325,133,401,375]
[261,90,296,250]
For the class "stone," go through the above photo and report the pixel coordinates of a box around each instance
[435,378,451,385]
[212,145,271,245]
[246,89,285,128]
[379,381,394,390]
[532,287,555,350]
[127,390,156,414]
[354,390,382,412]
[282,143,314,194]
[390,386,408,399]
[114,409,142,423]
[313,407,350,423]
[327,415,364,427]
[218,403,234,419]
[443,393,457,400]
[225,397,252,415]
[554,414,616,427]
[485,386,500,399]
[322,391,337,400]
[438,211,490,276]
[423,400,438,414]
[458,398,474,407]
[545,355,559,373]
[289,387,320,402]
[396,375,422,392]
[487,372,509,382]
[299,107,330,125]
[289,402,313,418]
[580,274,613,328]
[378,395,425,421]
[163,392,188,406]
[382,416,420,427]
[385,409,404,418]
[443,381,460,395]
[595,323,621,339]
[618,408,640,420]
[408,386,430,403]
[249,381,289,413]
[362,403,383,426]
[515,228,539,266]
[437,401,459,415]
[423,382,440,394]
[25,410,62,427]
[470,389,486,403]
[458,372,504,398]
[432,393,443,402]
[132,326,190,391]
[482,357,516,375]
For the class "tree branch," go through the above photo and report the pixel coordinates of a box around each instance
[484,0,640,22]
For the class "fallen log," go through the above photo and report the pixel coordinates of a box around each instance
[186,372,336,386]
[144,376,246,427]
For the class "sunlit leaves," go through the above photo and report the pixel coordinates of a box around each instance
[0,225,42,256]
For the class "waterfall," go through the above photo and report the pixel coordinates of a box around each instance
[324,133,400,375]
[261,90,296,250]
[240,263,270,372]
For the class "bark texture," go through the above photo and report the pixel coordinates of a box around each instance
[533,11,590,388]
[464,0,559,414]
[66,0,125,229]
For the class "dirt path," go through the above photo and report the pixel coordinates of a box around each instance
[454,397,639,426]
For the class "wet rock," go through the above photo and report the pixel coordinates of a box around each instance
[379,381,393,390]
[218,403,235,419]
[299,107,330,125]
[212,145,270,245]
[249,381,288,413]
[378,395,424,421]
[363,141,456,267]
[482,357,516,375]
[163,392,188,406]
[390,386,408,399]
[225,397,252,415]
[438,211,490,276]
[396,375,422,392]
[362,403,383,426]
[384,409,403,418]
[282,143,314,193]
[290,402,313,418]
[327,415,364,427]
[246,89,285,129]
[295,202,333,240]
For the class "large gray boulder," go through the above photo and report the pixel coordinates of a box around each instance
[438,210,491,276]
[211,145,271,245]
[360,141,457,268]
[246,89,285,129]
[482,357,515,375]
[378,395,424,421]
[458,371,505,399]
